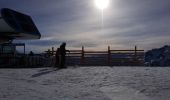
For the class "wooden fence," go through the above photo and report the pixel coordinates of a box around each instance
[0,46,144,67]
[65,46,144,66]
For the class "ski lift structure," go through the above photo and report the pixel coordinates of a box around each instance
[0,8,41,55]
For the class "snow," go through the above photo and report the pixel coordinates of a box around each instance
[0,67,170,100]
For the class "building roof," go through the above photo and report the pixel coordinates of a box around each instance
[0,8,41,42]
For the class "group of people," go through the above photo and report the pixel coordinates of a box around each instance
[55,42,69,69]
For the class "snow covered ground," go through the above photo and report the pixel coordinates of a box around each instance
[0,66,170,100]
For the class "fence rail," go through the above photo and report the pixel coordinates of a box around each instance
[0,46,145,67]
[65,46,145,66]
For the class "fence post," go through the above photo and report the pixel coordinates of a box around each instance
[24,44,25,55]
[108,46,111,66]
[81,46,84,65]
[133,45,137,66]
[52,47,54,56]
[134,45,137,61]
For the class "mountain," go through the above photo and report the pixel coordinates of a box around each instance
[145,45,170,66]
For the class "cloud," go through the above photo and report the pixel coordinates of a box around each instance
[1,0,170,52]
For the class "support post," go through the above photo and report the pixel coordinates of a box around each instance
[108,46,111,66]
[24,44,25,55]
[81,46,84,65]
[23,44,26,67]
[134,45,137,61]
[52,47,54,56]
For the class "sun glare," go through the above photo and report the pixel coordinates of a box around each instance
[95,0,110,10]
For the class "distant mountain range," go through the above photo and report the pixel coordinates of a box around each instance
[145,45,170,66]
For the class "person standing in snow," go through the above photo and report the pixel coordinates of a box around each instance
[55,48,60,68]
[59,42,69,68]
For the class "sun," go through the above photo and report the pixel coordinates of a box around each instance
[94,0,110,10]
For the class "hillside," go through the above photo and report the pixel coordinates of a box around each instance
[145,45,170,66]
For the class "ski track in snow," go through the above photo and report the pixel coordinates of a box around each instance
[0,67,170,100]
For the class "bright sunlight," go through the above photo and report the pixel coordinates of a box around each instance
[94,0,110,10]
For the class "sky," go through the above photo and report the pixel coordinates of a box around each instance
[0,0,170,53]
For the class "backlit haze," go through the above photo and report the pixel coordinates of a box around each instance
[0,0,170,53]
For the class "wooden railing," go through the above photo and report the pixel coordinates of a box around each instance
[66,46,144,66]
[0,45,145,67]
[45,46,144,66]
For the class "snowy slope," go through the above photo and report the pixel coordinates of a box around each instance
[0,67,170,100]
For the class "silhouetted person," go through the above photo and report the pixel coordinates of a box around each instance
[29,51,34,56]
[28,51,34,66]
[55,48,60,68]
[59,42,69,68]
